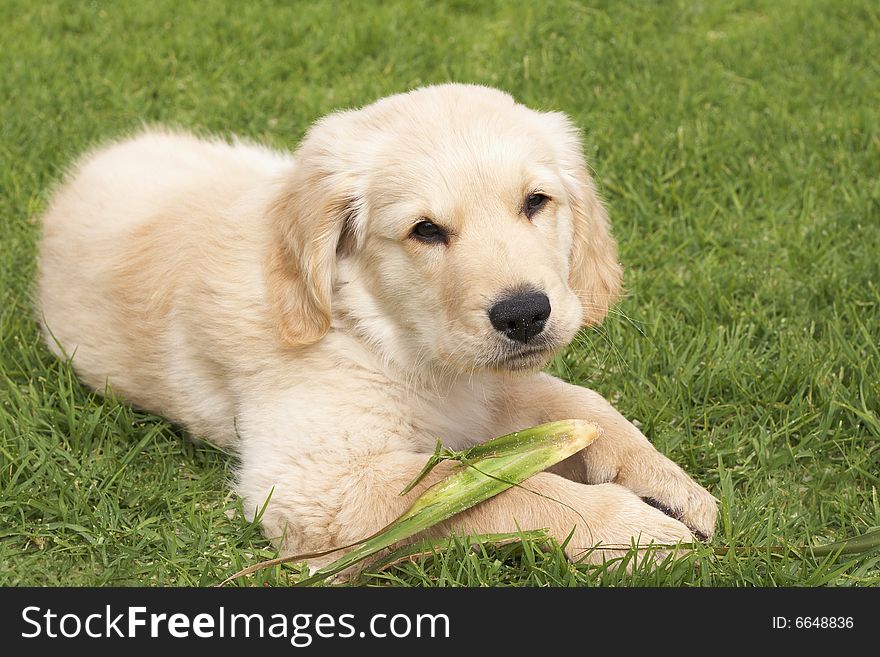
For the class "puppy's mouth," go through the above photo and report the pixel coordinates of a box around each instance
[489,341,558,372]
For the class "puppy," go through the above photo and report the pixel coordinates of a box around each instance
[37,84,716,569]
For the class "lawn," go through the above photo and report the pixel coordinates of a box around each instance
[1,0,878,586]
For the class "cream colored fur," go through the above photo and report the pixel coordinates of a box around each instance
[37,84,716,568]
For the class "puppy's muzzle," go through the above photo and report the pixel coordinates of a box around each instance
[488,291,551,344]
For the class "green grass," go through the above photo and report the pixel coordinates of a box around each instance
[1,0,878,586]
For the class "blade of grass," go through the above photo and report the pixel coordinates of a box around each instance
[354,529,551,582]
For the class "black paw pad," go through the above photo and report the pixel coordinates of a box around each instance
[641,497,709,543]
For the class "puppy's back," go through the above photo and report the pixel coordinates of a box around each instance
[37,129,291,441]
[41,129,289,236]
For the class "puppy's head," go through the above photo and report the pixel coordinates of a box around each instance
[268,84,622,374]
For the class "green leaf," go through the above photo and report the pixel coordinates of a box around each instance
[399,439,444,496]
[809,528,880,557]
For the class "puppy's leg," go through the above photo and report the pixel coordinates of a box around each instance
[236,448,695,574]
[495,373,717,540]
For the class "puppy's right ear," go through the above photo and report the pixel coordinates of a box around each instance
[541,111,623,327]
[266,119,363,347]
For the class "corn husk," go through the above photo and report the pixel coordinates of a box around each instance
[293,419,599,585]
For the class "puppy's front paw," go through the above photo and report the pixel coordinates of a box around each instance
[566,484,696,566]
[617,452,718,541]
[642,486,717,542]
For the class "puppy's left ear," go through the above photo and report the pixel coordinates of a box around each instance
[266,114,364,347]
[545,112,623,326]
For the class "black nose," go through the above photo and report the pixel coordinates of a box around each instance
[488,291,551,344]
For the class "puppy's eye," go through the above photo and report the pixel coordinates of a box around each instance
[410,220,449,245]
[524,192,550,219]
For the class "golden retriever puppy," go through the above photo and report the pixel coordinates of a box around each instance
[37,84,716,568]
